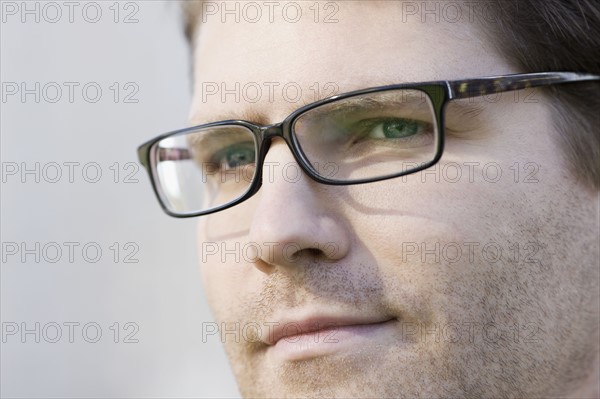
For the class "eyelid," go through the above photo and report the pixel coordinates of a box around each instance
[443,102,489,136]
[331,109,436,130]
[210,142,254,160]
[317,101,427,118]
[356,116,433,126]
[187,129,255,165]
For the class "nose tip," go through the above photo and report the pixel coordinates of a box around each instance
[248,191,351,273]
[246,135,351,273]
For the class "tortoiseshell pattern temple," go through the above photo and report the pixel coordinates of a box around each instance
[448,72,599,100]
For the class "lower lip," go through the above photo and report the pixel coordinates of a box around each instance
[268,319,396,362]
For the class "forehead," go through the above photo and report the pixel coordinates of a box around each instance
[189,1,515,123]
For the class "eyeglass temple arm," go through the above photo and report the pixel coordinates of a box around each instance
[448,72,600,100]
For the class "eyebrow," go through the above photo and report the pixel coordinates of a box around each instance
[187,126,252,146]
[190,108,269,126]
[191,89,489,127]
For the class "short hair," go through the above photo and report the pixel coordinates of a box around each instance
[484,0,600,190]
[180,0,600,189]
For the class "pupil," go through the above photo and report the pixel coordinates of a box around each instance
[229,153,245,166]
[384,120,417,138]
[226,148,254,167]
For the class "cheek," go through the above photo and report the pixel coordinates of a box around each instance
[340,159,535,307]
[197,218,236,318]
[201,194,261,240]
[197,216,259,321]
[198,251,250,322]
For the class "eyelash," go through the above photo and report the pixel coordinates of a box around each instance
[350,117,433,141]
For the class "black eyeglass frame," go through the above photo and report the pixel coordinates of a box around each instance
[137,71,600,218]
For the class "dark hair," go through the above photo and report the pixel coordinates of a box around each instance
[480,0,600,189]
[180,0,600,189]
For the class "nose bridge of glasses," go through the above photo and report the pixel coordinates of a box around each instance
[261,122,285,141]
[256,121,304,175]
[257,122,289,156]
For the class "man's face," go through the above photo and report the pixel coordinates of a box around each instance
[189,2,599,397]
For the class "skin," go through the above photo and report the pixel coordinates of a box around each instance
[187,2,600,398]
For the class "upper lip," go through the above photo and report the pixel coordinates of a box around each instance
[261,313,396,345]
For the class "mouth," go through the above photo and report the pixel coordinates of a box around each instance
[261,313,398,361]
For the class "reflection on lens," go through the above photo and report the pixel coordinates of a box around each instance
[150,125,257,214]
[293,89,438,181]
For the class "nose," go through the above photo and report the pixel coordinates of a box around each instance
[247,138,350,273]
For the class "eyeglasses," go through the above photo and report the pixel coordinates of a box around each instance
[137,72,599,218]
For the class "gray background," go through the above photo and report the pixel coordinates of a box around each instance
[1,1,240,397]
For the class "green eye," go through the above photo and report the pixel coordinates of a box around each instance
[213,143,255,169]
[382,119,420,138]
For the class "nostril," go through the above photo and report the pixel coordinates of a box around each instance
[305,248,322,258]
[286,247,328,265]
